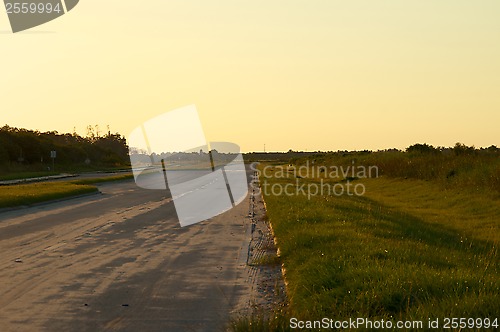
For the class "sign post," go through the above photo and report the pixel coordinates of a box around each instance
[50,151,56,171]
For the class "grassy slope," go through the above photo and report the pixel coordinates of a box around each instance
[261,170,499,322]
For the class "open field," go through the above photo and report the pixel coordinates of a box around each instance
[289,145,500,196]
[255,160,499,330]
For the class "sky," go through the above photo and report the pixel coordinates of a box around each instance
[1,0,499,152]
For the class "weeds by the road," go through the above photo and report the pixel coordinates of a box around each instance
[230,309,291,332]
[291,145,500,195]
[258,166,499,329]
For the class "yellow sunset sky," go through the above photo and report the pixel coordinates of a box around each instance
[1,1,499,152]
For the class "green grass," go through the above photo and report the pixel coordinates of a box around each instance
[0,171,59,181]
[0,182,98,208]
[256,165,499,329]
[70,174,134,185]
[230,310,291,332]
[292,148,500,195]
[0,174,134,209]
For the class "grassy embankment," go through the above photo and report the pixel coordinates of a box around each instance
[0,174,133,209]
[0,171,59,181]
[234,150,499,331]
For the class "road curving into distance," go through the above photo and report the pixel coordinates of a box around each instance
[0,170,254,331]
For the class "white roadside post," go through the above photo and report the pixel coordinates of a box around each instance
[50,151,57,172]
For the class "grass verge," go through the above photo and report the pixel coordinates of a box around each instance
[70,174,134,185]
[230,310,291,332]
[259,165,499,329]
[0,182,98,208]
[0,174,134,209]
[0,171,59,181]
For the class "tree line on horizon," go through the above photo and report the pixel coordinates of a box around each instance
[0,125,129,171]
[1,124,498,175]
[245,142,499,162]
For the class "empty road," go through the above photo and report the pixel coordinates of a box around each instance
[0,176,254,331]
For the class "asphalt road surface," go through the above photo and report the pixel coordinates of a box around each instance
[0,172,254,331]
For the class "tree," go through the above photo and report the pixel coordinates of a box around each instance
[406,143,438,154]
